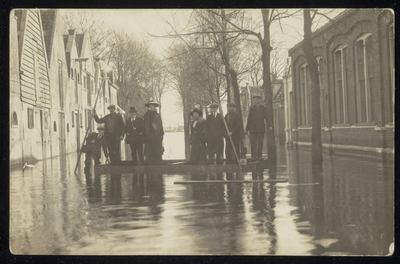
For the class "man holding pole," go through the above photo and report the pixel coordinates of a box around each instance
[93,104,125,165]
[225,103,241,164]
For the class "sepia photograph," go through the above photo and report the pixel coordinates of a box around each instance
[9,8,394,255]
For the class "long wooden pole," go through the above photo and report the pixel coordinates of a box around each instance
[74,44,115,174]
[216,101,242,172]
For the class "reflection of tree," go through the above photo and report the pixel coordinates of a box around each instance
[146,173,165,221]
[109,174,122,202]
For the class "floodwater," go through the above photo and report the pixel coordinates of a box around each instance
[10,132,394,255]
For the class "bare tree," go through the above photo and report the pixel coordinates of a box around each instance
[61,10,113,59]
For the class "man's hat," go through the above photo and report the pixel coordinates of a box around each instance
[252,94,262,99]
[145,99,159,107]
[107,104,116,109]
[209,103,219,108]
[129,106,137,113]
[97,124,105,131]
[190,108,203,117]
[227,102,236,107]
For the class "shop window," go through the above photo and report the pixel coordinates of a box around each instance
[28,108,34,129]
[53,121,57,132]
[11,112,18,127]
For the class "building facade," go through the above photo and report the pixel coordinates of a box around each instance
[10,9,124,167]
[285,9,394,155]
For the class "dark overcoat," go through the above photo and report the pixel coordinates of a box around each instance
[143,110,164,158]
[245,104,269,133]
[206,112,225,154]
[125,116,145,143]
[190,118,207,164]
[225,111,242,140]
[93,113,125,139]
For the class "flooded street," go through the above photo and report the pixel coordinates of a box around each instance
[10,132,393,255]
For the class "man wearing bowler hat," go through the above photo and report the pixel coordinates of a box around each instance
[125,106,144,165]
[93,104,125,165]
[206,103,225,165]
[143,99,164,164]
[225,102,241,164]
[246,94,272,161]
[189,108,207,165]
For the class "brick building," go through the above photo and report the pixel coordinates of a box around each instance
[285,9,394,155]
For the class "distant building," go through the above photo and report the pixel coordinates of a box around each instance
[285,9,394,155]
[10,9,125,166]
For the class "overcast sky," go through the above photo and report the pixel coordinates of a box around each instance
[63,9,345,127]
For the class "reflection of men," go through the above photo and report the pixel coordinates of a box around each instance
[125,106,144,165]
[225,103,241,164]
[206,103,225,165]
[143,100,164,165]
[246,95,272,161]
[189,109,207,165]
[93,105,125,165]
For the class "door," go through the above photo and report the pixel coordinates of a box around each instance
[75,112,80,151]
[59,112,66,155]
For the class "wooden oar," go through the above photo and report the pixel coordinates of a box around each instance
[174,179,288,184]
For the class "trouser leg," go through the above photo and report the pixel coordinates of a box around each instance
[84,152,92,172]
[216,154,222,165]
[136,140,144,165]
[257,133,264,159]
[250,133,257,160]
[225,139,232,164]
[130,142,137,165]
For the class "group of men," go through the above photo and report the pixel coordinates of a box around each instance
[84,99,164,171]
[189,94,272,165]
[83,94,272,171]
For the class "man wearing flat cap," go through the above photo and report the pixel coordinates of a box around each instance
[246,94,272,161]
[93,104,125,165]
[189,108,207,165]
[143,100,164,165]
[206,103,225,165]
[125,106,144,165]
[225,102,242,164]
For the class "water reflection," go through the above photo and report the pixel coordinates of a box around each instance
[10,139,393,255]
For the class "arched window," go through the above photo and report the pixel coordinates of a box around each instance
[334,45,349,124]
[355,33,373,123]
[299,63,311,126]
[11,112,18,127]
[54,121,57,132]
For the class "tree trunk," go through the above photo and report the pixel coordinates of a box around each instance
[230,69,246,158]
[303,9,323,178]
[221,9,232,103]
[261,9,277,179]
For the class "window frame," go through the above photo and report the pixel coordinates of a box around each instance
[333,45,349,124]
[27,108,34,129]
[355,33,373,123]
[11,112,18,128]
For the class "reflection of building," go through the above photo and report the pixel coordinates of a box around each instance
[284,9,394,155]
[239,75,286,153]
[10,9,124,166]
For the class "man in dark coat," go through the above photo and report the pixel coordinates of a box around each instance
[189,108,207,165]
[206,103,225,165]
[225,103,241,164]
[125,106,144,165]
[246,95,272,161]
[143,100,164,165]
[93,104,125,165]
